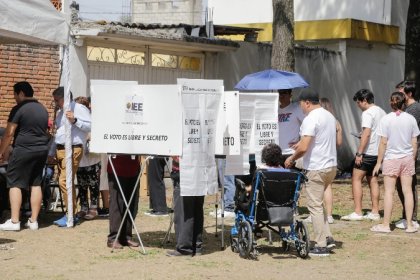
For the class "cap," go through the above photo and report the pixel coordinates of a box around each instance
[298,88,319,102]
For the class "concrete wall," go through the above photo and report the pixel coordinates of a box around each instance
[295,0,392,24]
[132,0,207,25]
[209,0,393,25]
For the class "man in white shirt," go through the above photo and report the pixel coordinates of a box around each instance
[284,88,337,257]
[278,89,305,166]
[48,87,91,227]
[342,89,386,221]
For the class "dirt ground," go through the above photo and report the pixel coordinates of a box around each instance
[1,178,420,280]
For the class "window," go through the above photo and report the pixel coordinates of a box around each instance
[151,53,177,68]
[179,56,201,71]
[116,49,145,65]
[87,46,116,63]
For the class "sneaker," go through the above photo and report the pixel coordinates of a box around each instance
[25,218,39,230]
[0,219,20,231]
[327,216,334,224]
[166,250,191,257]
[144,210,169,217]
[53,215,67,226]
[363,212,380,221]
[309,247,330,257]
[341,212,363,221]
[217,211,236,218]
[326,236,336,249]
[55,216,79,227]
[395,219,420,230]
[97,208,109,217]
[304,215,312,223]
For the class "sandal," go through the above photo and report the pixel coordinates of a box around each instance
[370,224,391,233]
[84,208,98,220]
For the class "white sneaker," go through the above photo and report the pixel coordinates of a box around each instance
[395,219,420,230]
[25,218,39,230]
[363,212,380,221]
[327,215,334,224]
[0,219,21,231]
[219,211,236,218]
[341,212,363,221]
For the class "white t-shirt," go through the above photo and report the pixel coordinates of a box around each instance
[377,111,420,160]
[278,102,305,155]
[300,107,337,170]
[361,105,386,156]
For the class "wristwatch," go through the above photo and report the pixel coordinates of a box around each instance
[72,118,78,124]
[355,152,363,157]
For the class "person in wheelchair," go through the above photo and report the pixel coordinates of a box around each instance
[235,143,285,210]
[231,143,310,259]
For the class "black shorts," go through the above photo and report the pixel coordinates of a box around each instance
[353,154,378,176]
[7,149,48,189]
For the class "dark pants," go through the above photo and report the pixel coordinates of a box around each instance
[108,173,139,242]
[396,174,418,221]
[172,171,204,255]
[148,157,168,212]
[77,163,100,210]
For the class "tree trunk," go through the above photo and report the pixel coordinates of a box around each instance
[271,0,295,72]
[405,0,420,95]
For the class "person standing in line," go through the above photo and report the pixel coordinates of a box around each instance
[0,81,49,231]
[74,97,100,220]
[107,154,140,248]
[48,87,91,227]
[145,157,169,217]
[277,89,305,166]
[167,156,204,257]
[371,91,419,233]
[342,89,386,221]
[285,88,337,257]
[394,81,420,229]
[320,97,342,224]
[98,153,110,217]
[210,159,236,219]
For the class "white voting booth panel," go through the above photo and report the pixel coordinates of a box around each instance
[90,83,182,156]
[226,92,279,175]
[215,91,240,156]
[253,93,279,164]
[178,79,223,196]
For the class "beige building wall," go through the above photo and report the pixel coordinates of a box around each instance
[131,0,207,25]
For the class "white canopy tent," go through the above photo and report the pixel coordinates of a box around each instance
[0,0,69,45]
[1,0,75,226]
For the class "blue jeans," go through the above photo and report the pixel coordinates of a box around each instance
[217,159,235,212]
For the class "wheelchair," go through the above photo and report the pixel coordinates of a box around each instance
[230,168,310,259]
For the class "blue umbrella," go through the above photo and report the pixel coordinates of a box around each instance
[234,69,309,90]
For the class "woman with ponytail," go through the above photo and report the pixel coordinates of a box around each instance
[371,92,420,233]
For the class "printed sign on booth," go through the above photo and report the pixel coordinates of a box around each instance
[90,82,182,156]
[178,78,223,196]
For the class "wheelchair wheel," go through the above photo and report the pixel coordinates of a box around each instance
[238,220,253,258]
[230,234,239,253]
[295,221,310,259]
[281,240,290,252]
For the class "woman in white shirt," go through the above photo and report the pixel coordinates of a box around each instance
[371,92,420,233]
